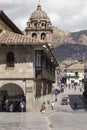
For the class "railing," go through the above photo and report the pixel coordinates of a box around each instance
[67,75,79,79]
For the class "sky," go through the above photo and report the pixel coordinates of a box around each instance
[0,0,87,32]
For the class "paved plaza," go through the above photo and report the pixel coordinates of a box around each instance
[47,86,87,130]
[0,86,87,130]
[0,112,49,130]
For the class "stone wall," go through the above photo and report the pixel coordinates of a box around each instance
[0,46,34,79]
[0,79,36,111]
[0,45,36,111]
[0,45,53,111]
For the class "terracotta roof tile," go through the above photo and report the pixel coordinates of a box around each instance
[0,30,43,45]
[0,30,59,66]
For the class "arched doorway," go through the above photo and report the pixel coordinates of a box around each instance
[0,83,25,112]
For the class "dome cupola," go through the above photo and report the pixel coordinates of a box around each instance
[25,5,53,48]
[30,5,50,21]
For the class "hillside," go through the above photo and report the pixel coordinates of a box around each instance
[53,43,87,65]
[52,27,87,47]
[52,27,69,47]
[70,30,87,44]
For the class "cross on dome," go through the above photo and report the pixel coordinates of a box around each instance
[39,0,41,4]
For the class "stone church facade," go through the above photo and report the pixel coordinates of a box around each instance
[0,6,58,111]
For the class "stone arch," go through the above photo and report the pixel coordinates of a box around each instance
[0,83,24,101]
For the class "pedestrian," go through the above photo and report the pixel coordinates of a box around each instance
[74,86,76,91]
[0,101,2,112]
[4,99,9,112]
[55,94,57,102]
[72,84,74,89]
[80,87,82,92]
[51,87,54,97]
[20,99,25,112]
[51,101,55,110]
[73,102,78,110]
[9,103,13,112]
[68,84,70,89]
[40,102,46,113]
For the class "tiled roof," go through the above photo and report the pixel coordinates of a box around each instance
[0,10,23,34]
[66,62,84,70]
[0,30,43,45]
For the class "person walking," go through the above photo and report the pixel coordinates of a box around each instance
[9,103,13,112]
[51,101,55,110]
[73,102,78,110]
[40,102,46,113]
[4,99,9,112]
[20,99,25,112]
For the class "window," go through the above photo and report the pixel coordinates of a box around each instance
[32,33,37,38]
[6,52,14,67]
[35,50,42,67]
[34,23,37,27]
[41,33,46,40]
[75,72,78,76]
[35,50,42,77]
[41,23,44,26]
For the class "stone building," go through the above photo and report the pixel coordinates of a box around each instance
[0,6,58,111]
[66,62,84,85]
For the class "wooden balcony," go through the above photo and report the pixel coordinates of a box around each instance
[36,68,55,82]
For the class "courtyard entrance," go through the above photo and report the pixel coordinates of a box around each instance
[0,83,25,112]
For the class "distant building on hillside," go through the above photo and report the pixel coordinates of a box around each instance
[66,62,84,85]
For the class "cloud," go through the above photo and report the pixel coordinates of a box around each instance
[0,0,87,32]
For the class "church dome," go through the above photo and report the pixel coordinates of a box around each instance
[25,4,53,47]
[30,5,50,21]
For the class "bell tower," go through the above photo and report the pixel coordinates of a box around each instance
[25,5,53,47]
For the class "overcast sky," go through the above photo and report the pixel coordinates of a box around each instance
[0,0,87,32]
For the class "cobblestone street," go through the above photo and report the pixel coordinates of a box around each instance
[0,112,49,130]
[46,86,87,130]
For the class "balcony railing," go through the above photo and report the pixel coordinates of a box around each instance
[67,75,79,79]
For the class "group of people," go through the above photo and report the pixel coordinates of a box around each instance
[40,101,78,113]
[40,101,55,113]
[0,99,26,112]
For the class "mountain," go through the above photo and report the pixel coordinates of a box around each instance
[52,27,87,47]
[53,43,87,65]
[52,27,69,47]
[70,30,87,44]
[52,27,87,65]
